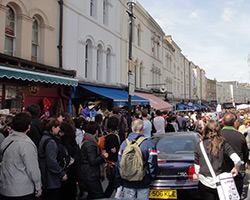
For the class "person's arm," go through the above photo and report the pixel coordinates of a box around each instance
[84,142,106,166]
[146,141,158,178]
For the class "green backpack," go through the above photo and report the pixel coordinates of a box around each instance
[120,136,147,181]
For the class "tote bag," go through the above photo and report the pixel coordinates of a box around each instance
[200,142,240,200]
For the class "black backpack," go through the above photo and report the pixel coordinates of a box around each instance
[42,137,71,170]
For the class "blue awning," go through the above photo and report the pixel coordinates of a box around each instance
[80,85,150,106]
[177,104,193,110]
[0,65,78,86]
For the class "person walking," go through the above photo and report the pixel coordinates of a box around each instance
[0,112,42,200]
[221,112,249,197]
[194,120,241,200]
[117,119,158,200]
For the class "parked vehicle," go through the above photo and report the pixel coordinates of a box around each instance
[149,132,201,200]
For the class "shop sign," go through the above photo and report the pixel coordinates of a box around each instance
[29,84,40,95]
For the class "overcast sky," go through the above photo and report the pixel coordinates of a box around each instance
[138,0,250,83]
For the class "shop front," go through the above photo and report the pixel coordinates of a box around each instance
[0,55,78,116]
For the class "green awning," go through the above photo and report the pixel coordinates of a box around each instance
[0,65,78,86]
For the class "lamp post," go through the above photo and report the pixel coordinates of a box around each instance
[126,0,136,129]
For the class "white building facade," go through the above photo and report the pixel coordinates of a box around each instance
[63,0,121,85]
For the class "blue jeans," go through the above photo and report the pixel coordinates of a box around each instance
[123,187,149,200]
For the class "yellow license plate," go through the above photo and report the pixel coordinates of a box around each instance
[149,189,177,199]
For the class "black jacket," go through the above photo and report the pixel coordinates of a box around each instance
[221,127,249,171]
[27,116,42,148]
[77,133,106,181]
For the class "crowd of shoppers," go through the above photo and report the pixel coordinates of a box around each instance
[1,103,250,199]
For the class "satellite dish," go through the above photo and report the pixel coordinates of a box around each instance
[160,86,167,93]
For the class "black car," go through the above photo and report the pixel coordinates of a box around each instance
[149,132,201,200]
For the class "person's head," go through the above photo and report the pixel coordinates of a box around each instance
[73,117,86,129]
[141,110,148,118]
[95,114,103,124]
[26,104,41,117]
[41,117,61,135]
[132,119,144,133]
[190,118,194,124]
[112,106,120,115]
[155,110,162,116]
[85,121,99,135]
[223,112,236,126]
[60,121,75,138]
[243,119,250,127]
[107,116,119,131]
[204,120,224,157]
[12,112,31,133]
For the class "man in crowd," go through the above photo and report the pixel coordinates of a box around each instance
[26,104,42,148]
[0,112,42,199]
[221,112,249,196]
[152,110,165,135]
[104,106,128,143]
[141,110,152,138]
[117,119,158,199]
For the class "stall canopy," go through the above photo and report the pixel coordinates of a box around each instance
[0,65,78,86]
[80,85,150,107]
[135,92,172,111]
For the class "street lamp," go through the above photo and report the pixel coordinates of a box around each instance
[126,0,136,129]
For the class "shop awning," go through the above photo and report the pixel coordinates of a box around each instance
[135,92,172,111]
[80,85,150,106]
[0,65,78,86]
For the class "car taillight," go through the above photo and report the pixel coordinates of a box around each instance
[189,165,197,180]
[158,160,166,163]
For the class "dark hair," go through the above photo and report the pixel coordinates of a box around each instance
[141,110,148,118]
[204,120,224,157]
[112,106,120,114]
[223,112,236,126]
[60,121,75,138]
[95,114,103,123]
[155,110,162,116]
[107,116,119,131]
[62,113,75,126]
[85,121,99,135]
[73,117,86,129]
[41,117,60,132]
[26,104,41,116]
[12,112,31,132]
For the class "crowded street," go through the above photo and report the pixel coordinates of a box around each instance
[1,0,250,200]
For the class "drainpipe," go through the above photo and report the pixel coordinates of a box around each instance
[58,0,63,68]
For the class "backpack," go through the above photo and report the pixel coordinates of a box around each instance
[42,137,71,170]
[98,132,119,151]
[120,136,147,181]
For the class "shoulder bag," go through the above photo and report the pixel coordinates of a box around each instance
[199,141,240,200]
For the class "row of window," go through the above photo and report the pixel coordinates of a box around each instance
[90,0,109,26]
[5,6,40,62]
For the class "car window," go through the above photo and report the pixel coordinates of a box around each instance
[156,135,197,154]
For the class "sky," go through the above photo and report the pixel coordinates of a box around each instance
[138,0,250,83]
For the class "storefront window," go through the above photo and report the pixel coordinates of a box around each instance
[0,85,24,113]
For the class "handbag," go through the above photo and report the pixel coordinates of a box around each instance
[200,142,240,200]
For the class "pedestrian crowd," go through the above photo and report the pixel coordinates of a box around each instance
[0,103,250,200]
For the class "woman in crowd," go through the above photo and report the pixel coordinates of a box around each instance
[38,118,68,200]
[77,121,108,199]
[103,116,120,198]
[194,120,241,200]
[59,121,80,200]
